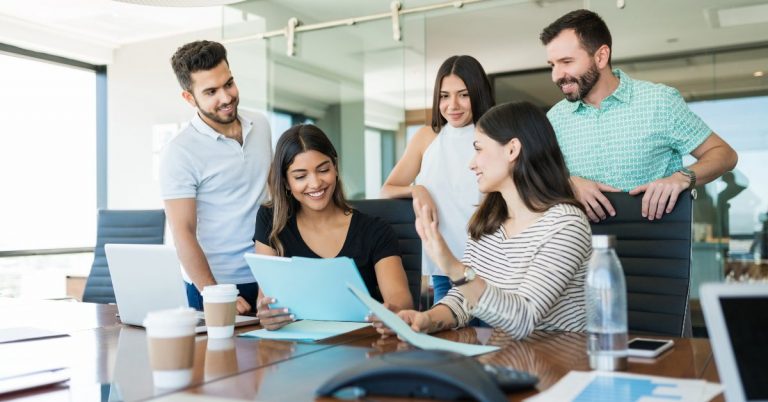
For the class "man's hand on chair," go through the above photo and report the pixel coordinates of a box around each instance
[628,172,690,221]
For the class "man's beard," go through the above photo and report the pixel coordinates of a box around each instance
[557,63,600,102]
[198,97,239,125]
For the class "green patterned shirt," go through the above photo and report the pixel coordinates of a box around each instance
[547,69,711,191]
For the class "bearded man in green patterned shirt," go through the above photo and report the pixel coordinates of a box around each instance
[541,9,737,222]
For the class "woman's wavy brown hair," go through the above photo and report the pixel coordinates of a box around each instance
[467,102,582,240]
[265,124,351,255]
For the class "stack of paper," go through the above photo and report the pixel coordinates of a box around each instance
[0,368,69,395]
[525,371,722,402]
[0,346,69,395]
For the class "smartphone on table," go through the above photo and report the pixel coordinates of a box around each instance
[627,338,675,358]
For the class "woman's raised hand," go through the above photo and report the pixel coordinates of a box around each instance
[411,185,439,225]
[413,198,459,274]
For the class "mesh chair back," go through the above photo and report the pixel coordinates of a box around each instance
[590,191,693,336]
[82,209,166,304]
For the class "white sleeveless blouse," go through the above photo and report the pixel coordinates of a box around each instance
[415,123,481,276]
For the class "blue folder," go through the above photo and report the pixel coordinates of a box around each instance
[243,253,371,322]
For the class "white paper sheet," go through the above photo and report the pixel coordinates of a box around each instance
[347,284,500,357]
[238,320,370,341]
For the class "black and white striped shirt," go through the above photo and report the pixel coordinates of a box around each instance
[438,204,592,339]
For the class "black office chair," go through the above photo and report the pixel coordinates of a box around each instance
[349,199,424,311]
[82,209,166,304]
[590,191,693,337]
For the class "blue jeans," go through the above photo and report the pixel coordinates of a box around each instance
[468,317,492,328]
[432,275,452,305]
[185,282,259,314]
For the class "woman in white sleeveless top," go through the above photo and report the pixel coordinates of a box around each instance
[381,55,495,304]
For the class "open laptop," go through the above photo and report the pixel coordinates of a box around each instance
[105,244,258,333]
[700,283,768,402]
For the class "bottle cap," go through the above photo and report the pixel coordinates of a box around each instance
[592,235,617,249]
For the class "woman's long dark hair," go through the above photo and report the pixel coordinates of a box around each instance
[467,102,582,240]
[265,124,351,255]
[430,55,495,133]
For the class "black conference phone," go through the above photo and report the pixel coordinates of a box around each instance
[316,349,538,402]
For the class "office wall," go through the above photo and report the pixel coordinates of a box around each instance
[107,28,220,209]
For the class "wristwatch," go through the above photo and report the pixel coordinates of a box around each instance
[450,266,476,287]
[677,167,696,190]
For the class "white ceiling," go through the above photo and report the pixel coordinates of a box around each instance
[0,0,225,62]
[0,0,226,46]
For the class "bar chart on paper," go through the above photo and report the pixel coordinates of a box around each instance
[575,376,692,401]
[525,372,722,402]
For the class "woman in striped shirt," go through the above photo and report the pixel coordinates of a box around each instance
[373,101,592,340]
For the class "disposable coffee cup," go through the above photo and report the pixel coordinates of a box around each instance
[143,307,198,389]
[201,284,239,338]
[204,337,238,380]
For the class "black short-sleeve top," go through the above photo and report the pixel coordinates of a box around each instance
[253,205,401,302]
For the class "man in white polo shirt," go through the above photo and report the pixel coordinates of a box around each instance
[161,40,272,314]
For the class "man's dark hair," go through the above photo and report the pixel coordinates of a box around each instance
[170,40,228,92]
[540,9,612,65]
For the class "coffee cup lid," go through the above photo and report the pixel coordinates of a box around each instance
[143,307,198,329]
[201,284,239,297]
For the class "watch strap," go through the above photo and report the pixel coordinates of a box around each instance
[677,167,696,189]
[450,266,475,287]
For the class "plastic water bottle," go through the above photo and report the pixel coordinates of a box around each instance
[586,235,628,370]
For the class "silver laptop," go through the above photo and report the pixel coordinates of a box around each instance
[105,244,258,333]
[700,283,768,402]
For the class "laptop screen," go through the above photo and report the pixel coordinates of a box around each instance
[720,297,768,400]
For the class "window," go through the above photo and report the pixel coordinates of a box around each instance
[0,48,101,252]
[687,96,768,254]
[265,109,314,148]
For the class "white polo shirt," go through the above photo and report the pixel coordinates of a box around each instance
[160,111,272,284]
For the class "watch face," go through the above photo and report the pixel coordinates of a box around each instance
[465,267,476,281]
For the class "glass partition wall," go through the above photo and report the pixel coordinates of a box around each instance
[222,0,538,199]
[223,2,427,200]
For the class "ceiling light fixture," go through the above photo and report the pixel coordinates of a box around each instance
[112,0,244,6]
[705,3,768,28]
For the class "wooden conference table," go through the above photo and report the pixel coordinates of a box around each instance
[0,299,721,402]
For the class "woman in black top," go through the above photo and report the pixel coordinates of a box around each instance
[254,124,413,330]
